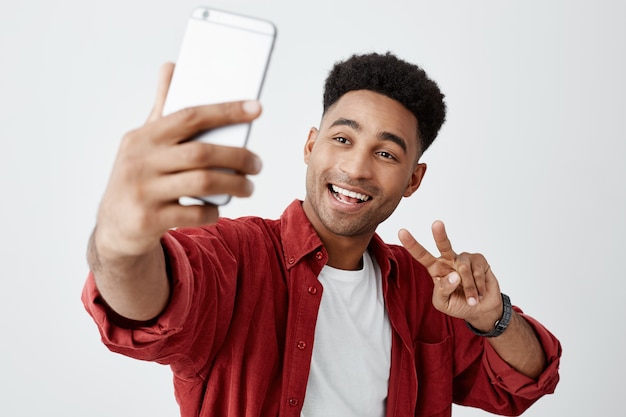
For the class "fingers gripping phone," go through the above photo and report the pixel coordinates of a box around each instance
[162,7,277,206]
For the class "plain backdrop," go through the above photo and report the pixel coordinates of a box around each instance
[1,0,624,416]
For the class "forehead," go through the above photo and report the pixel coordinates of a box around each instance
[321,90,419,146]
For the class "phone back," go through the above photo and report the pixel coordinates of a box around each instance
[163,8,276,205]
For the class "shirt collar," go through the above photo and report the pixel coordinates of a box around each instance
[368,233,401,289]
[279,200,400,289]
[279,200,326,270]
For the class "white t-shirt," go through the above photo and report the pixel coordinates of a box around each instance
[301,251,392,417]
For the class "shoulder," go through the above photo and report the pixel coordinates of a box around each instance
[165,215,281,254]
[169,200,305,245]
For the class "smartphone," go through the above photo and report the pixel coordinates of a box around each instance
[162,7,277,205]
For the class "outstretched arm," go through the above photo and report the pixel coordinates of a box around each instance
[398,221,546,379]
[88,63,263,321]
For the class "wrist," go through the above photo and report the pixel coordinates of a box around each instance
[466,293,512,338]
[89,226,162,275]
[93,222,161,259]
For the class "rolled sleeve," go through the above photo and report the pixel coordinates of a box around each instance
[81,233,197,361]
[483,311,562,399]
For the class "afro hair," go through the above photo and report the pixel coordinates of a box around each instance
[323,52,446,154]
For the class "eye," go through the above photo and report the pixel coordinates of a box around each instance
[333,136,350,144]
[377,151,397,160]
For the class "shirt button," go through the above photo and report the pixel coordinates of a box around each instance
[288,398,299,406]
[297,340,307,350]
[287,256,295,265]
[315,251,323,260]
[308,286,317,295]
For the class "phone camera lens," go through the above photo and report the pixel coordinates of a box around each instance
[202,10,210,19]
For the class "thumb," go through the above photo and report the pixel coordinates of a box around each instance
[146,62,175,123]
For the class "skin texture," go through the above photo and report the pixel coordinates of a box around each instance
[88,63,546,379]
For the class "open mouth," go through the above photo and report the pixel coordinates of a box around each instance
[329,184,371,204]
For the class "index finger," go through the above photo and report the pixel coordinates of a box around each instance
[398,228,438,268]
[432,220,456,261]
[146,62,175,124]
[145,100,263,146]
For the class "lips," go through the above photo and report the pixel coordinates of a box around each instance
[329,184,371,203]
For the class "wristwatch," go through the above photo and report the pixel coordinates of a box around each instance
[465,293,512,338]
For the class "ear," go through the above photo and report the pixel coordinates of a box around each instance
[304,127,319,164]
[404,163,427,197]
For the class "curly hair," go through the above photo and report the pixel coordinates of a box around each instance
[323,52,446,154]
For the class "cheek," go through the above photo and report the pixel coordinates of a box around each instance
[307,149,330,171]
[382,170,414,197]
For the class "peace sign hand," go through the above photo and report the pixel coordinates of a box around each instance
[399,221,504,332]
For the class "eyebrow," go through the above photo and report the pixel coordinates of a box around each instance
[330,118,408,154]
[330,118,360,131]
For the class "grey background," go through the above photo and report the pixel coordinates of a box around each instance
[1,0,624,415]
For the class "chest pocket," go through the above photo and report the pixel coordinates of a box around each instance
[413,336,453,416]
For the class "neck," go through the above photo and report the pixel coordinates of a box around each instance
[301,199,376,270]
[324,243,367,271]
[319,232,372,271]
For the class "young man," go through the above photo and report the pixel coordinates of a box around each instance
[83,52,561,417]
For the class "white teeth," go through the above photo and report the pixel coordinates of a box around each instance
[331,184,370,202]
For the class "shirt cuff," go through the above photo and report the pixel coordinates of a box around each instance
[81,232,195,353]
[483,310,562,399]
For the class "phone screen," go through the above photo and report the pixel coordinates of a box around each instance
[162,8,276,205]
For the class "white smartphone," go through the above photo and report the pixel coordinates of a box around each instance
[162,7,277,205]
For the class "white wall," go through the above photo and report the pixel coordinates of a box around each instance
[1,0,624,415]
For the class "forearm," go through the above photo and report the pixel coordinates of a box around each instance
[87,228,170,321]
[485,311,547,380]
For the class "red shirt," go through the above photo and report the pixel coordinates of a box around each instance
[82,200,561,417]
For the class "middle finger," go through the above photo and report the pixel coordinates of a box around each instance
[455,254,479,306]
[151,141,262,175]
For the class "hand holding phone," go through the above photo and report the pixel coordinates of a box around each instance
[96,77,263,264]
[163,7,277,205]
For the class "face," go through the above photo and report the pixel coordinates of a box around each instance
[302,90,427,240]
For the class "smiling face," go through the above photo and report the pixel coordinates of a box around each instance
[302,90,427,244]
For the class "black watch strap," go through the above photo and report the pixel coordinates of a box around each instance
[466,293,512,338]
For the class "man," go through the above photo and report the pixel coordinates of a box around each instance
[83,52,561,416]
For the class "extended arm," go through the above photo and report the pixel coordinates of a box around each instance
[87,63,263,321]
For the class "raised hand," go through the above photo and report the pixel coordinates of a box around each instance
[398,221,503,332]
[95,63,263,259]
[87,63,264,321]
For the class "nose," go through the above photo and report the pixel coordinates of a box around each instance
[338,148,373,180]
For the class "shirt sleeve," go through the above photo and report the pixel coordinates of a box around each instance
[452,307,562,415]
[482,311,561,397]
[81,230,238,379]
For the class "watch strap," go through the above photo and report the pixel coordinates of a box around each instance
[465,293,512,338]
